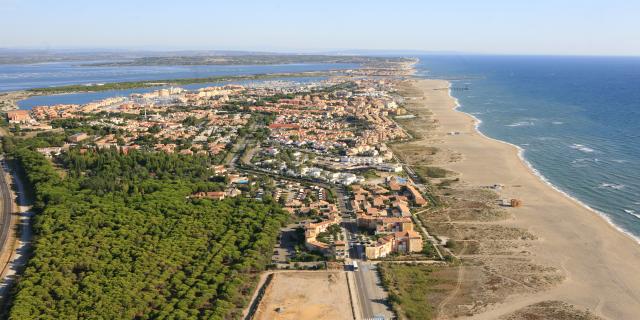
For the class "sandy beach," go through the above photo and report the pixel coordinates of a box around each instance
[403,79,640,319]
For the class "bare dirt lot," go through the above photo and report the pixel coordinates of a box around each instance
[254,271,354,320]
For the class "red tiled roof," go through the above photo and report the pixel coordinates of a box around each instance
[269,123,300,130]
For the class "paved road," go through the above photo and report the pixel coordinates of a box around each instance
[0,158,34,301]
[353,261,394,320]
[354,262,375,319]
[0,162,12,256]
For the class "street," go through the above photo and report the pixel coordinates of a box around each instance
[0,162,12,257]
[233,145,393,319]
[353,261,394,320]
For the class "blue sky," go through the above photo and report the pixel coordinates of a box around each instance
[1,0,639,55]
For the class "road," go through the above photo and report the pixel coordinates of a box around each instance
[343,211,391,319]
[0,160,13,258]
[354,264,374,319]
[352,261,394,320]
[0,157,34,301]
[233,146,391,319]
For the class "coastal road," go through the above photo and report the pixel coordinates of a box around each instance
[354,262,375,319]
[0,161,13,257]
[353,261,393,320]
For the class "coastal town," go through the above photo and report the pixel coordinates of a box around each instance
[2,61,440,319]
[5,66,433,262]
[2,1,640,319]
[0,56,625,320]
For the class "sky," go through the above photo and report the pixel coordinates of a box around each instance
[1,0,639,56]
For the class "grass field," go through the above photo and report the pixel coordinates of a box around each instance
[378,263,454,320]
[413,166,451,179]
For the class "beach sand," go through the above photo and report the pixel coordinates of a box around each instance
[406,79,640,319]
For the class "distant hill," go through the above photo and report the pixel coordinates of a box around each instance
[84,54,415,67]
[0,48,414,65]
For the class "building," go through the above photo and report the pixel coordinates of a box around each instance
[6,110,32,123]
[364,230,423,259]
[394,230,424,254]
[191,191,226,200]
[339,156,383,165]
[365,235,394,259]
[269,123,300,130]
[377,163,403,172]
[304,214,343,258]
[333,241,348,259]
[406,185,427,206]
[68,132,89,143]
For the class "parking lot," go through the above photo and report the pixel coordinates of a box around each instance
[271,223,302,265]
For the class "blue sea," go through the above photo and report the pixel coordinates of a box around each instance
[415,55,640,241]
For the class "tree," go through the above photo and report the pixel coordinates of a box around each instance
[8,145,289,319]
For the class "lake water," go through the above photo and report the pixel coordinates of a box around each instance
[0,61,357,92]
[16,76,326,109]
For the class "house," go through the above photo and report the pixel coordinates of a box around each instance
[191,191,226,200]
[178,149,192,155]
[372,196,386,208]
[366,206,380,216]
[6,110,32,123]
[269,123,300,130]
[304,214,342,257]
[36,147,63,158]
[365,235,394,259]
[377,163,403,173]
[211,165,227,175]
[387,178,402,191]
[391,201,411,217]
[364,229,423,259]
[333,241,348,259]
[68,132,89,143]
[394,230,424,254]
[406,185,427,206]
[225,187,242,198]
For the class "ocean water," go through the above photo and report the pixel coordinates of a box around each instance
[415,55,640,241]
[0,61,357,92]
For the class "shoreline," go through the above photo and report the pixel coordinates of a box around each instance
[444,85,640,247]
[407,78,640,319]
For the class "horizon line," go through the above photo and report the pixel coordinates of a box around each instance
[1,47,640,58]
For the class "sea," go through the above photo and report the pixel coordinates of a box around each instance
[415,55,640,242]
